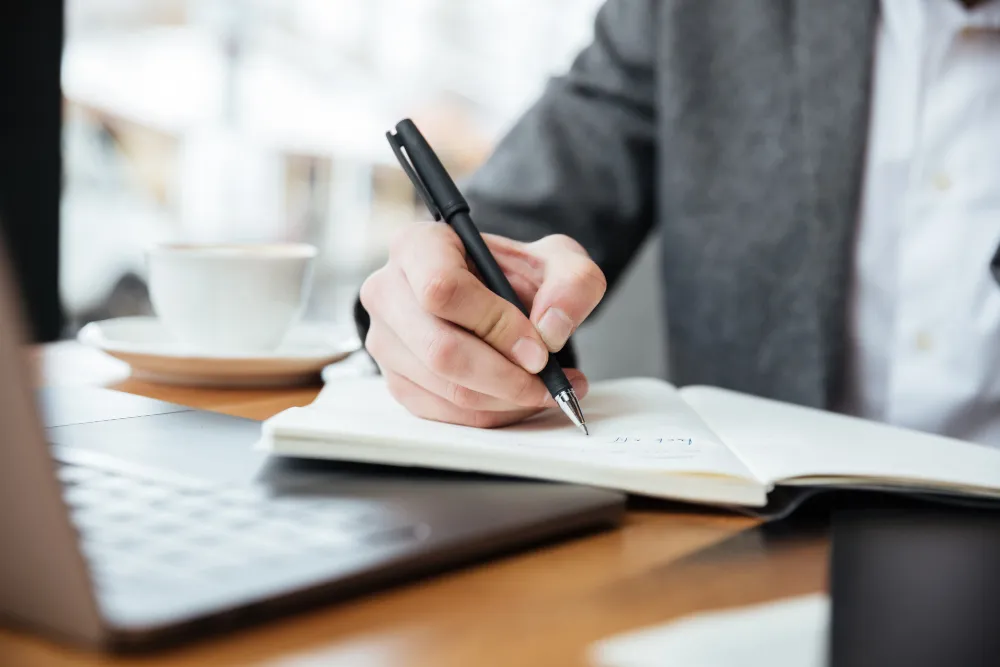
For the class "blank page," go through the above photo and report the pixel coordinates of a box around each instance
[679,386,1000,496]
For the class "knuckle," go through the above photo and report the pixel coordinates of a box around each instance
[445,382,482,410]
[573,261,608,297]
[542,233,585,254]
[476,306,517,344]
[418,270,464,314]
[424,332,465,376]
[553,233,583,251]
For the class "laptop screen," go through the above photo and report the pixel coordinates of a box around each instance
[0,1,65,342]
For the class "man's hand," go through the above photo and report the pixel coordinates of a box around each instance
[360,223,607,428]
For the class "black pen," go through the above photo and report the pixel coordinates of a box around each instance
[386,118,588,435]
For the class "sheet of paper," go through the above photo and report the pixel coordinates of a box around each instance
[269,377,759,481]
[589,594,828,667]
[679,386,1000,492]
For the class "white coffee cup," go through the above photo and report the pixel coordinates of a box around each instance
[146,243,317,354]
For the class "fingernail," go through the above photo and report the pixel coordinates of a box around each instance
[570,376,589,397]
[537,308,574,351]
[512,337,548,373]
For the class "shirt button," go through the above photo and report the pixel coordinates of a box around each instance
[931,172,952,192]
[915,331,934,352]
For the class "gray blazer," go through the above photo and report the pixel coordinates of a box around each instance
[463,0,879,409]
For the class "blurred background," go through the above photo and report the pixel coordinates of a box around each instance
[61,0,667,380]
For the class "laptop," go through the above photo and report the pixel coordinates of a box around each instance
[0,252,625,651]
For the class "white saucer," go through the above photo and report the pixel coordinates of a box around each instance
[78,317,360,388]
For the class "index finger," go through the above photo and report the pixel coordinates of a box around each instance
[394,223,551,375]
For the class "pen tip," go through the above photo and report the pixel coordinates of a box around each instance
[554,389,588,436]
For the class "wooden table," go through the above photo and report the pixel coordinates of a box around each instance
[0,343,829,667]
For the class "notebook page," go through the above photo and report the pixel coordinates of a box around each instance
[264,377,759,481]
[679,386,1000,495]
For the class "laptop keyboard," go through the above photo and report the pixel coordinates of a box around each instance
[55,458,427,590]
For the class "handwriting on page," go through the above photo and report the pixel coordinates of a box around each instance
[610,437,693,445]
[605,437,699,459]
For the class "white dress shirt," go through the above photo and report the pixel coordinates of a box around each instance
[846,0,1000,446]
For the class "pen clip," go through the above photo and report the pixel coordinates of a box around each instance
[386,131,442,222]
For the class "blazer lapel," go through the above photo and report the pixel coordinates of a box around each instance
[793,0,879,405]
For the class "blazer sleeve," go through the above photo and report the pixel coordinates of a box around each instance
[464,0,658,292]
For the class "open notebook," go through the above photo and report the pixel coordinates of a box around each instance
[259,378,1000,513]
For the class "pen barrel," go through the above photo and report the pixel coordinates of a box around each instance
[538,356,573,395]
[449,213,529,317]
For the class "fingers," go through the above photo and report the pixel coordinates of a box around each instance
[362,265,552,409]
[482,233,546,305]
[383,372,542,429]
[365,317,541,413]
[360,224,601,429]
[394,223,550,374]
[562,368,590,399]
[525,235,608,352]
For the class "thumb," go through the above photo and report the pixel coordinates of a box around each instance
[525,235,607,352]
